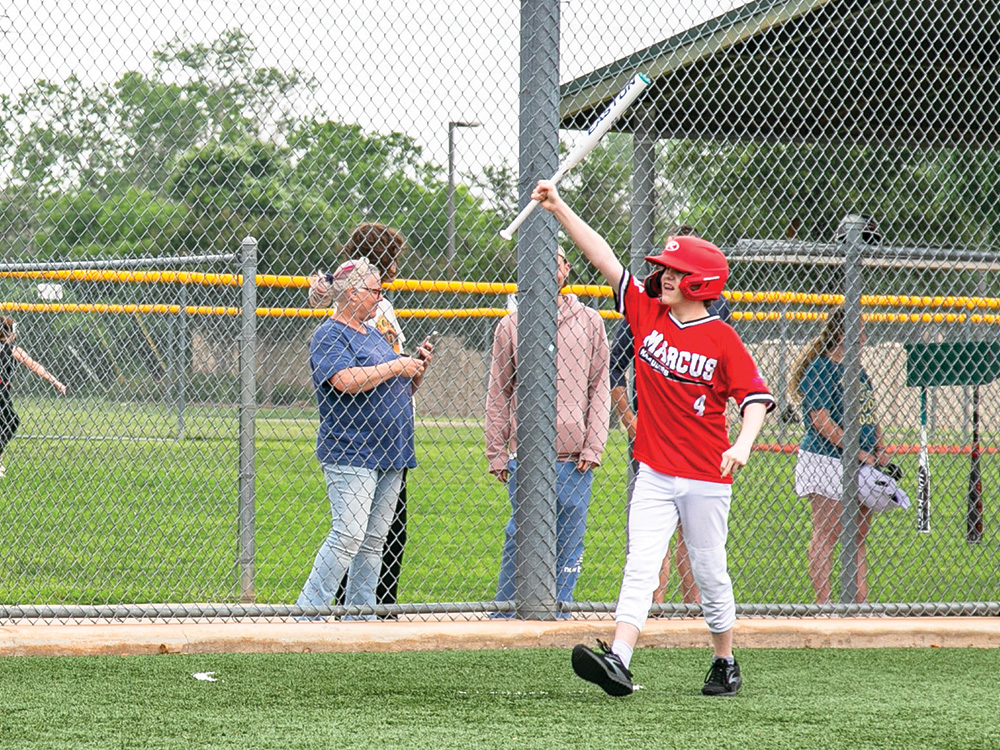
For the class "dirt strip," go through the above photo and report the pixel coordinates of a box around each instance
[1,617,998,657]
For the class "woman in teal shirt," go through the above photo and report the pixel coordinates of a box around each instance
[790,307,891,604]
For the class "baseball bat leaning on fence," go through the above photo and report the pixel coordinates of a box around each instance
[498,72,651,241]
[917,386,931,533]
[967,384,983,543]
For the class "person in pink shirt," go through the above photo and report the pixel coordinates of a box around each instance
[485,246,610,616]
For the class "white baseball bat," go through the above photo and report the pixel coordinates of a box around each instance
[499,72,651,241]
[917,387,931,533]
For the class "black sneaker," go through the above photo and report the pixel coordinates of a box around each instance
[571,639,634,696]
[701,657,742,696]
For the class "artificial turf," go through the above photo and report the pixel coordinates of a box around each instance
[0,647,998,749]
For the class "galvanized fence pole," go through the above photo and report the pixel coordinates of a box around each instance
[238,237,258,603]
[777,307,791,446]
[513,0,560,620]
[174,283,188,441]
[623,106,658,521]
[838,218,864,604]
[631,104,656,274]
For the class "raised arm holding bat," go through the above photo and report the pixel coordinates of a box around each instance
[499,72,650,241]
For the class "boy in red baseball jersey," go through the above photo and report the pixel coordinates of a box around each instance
[531,179,774,697]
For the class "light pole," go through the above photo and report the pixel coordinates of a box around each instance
[447,120,480,276]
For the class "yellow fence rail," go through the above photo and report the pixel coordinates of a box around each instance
[4,271,1000,322]
[6,302,1000,324]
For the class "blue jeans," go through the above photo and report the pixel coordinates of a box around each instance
[296,464,403,619]
[496,459,593,612]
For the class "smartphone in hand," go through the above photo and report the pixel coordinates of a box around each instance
[416,330,439,360]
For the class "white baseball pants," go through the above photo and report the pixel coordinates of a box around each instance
[614,462,736,634]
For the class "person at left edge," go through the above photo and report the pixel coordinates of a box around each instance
[485,245,611,618]
[295,258,433,620]
[0,316,68,478]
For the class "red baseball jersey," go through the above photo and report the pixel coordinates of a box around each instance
[618,272,775,484]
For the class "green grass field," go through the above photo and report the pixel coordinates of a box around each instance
[1,647,998,749]
[1,399,997,608]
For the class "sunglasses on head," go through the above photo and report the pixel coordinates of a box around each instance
[330,262,356,281]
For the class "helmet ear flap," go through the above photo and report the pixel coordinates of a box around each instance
[643,269,663,298]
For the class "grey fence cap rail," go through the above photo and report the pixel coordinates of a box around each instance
[728,239,1000,271]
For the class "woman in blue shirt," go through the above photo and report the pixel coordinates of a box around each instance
[790,307,890,604]
[296,258,432,619]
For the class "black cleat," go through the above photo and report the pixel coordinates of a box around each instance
[571,639,634,696]
[702,657,742,696]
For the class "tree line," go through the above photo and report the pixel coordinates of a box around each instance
[2,28,998,295]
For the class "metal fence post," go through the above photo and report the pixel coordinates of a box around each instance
[174,283,188,441]
[838,219,864,604]
[513,0,560,620]
[777,306,791,445]
[238,237,258,603]
[625,110,657,522]
[631,106,656,275]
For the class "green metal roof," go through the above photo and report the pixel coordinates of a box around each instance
[559,0,1000,146]
[560,0,835,114]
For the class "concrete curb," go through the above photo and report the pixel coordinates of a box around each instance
[1,617,998,657]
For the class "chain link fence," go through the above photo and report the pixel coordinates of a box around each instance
[1,0,998,622]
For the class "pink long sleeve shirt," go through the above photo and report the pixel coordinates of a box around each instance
[485,294,611,474]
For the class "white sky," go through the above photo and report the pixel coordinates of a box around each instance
[1,0,741,176]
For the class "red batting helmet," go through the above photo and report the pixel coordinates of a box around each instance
[643,236,729,301]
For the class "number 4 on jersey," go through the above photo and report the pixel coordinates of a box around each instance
[693,395,706,416]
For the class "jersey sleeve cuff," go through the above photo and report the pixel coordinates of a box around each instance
[739,393,777,415]
[615,271,631,314]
